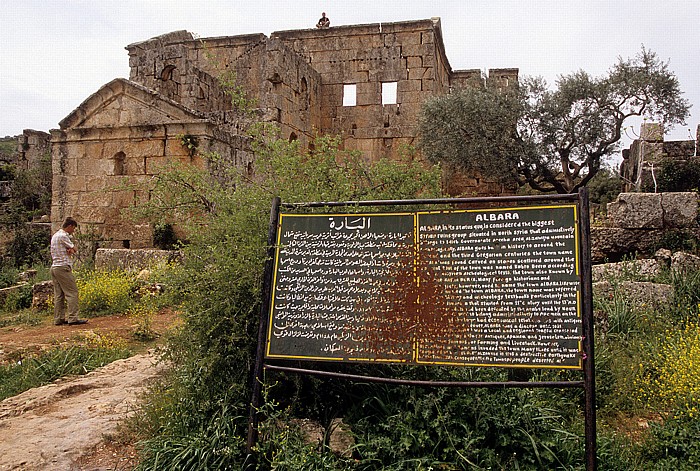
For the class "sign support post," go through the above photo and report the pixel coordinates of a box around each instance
[247,194,596,470]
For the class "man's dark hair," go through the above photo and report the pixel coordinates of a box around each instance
[62,217,78,229]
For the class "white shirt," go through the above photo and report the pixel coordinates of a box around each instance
[51,229,75,267]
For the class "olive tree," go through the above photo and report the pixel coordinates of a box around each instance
[420,48,691,193]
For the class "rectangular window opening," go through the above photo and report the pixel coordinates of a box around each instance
[382,82,398,105]
[343,84,357,107]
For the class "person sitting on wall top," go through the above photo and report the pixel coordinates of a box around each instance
[316,12,330,28]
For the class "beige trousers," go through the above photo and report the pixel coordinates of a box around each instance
[51,266,80,323]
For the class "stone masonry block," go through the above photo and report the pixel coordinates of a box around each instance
[606,193,663,229]
[124,156,146,175]
[79,158,113,176]
[76,206,107,224]
[66,176,86,193]
[79,191,114,208]
[85,176,107,192]
[662,192,699,228]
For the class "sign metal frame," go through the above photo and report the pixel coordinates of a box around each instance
[247,191,596,470]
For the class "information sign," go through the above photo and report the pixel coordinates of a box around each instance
[266,205,582,368]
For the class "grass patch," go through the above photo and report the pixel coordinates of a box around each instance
[0,334,131,401]
[0,307,45,328]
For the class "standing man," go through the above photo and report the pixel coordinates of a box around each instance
[51,217,87,326]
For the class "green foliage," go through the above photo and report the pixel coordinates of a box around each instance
[0,163,16,181]
[254,388,354,470]
[347,379,582,470]
[136,401,247,470]
[419,85,525,184]
[76,269,137,317]
[2,284,33,312]
[3,224,50,268]
[0,340,131,401]
[0,308,44,328]
[649,157,700,193]
[587,167,622,207]
[129,130,444,469]
[129,300,159,341]
[643,414,700,470]
[666,269,700,323]
[0,266,18,289]
[153,222,179,250]
[179,134,199,158]
[420,48,690,194]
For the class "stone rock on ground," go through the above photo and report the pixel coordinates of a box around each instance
[593,280,673,309]
[0,351,166,471]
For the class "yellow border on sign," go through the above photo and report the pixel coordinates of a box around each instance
[266,205,584,370]
[265,211,414,360]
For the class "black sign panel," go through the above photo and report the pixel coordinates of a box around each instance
[266,206,582,369]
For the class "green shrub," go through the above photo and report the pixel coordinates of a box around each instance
[3,284,32,312]
[650,157,700,193]
[153,222,179,250]
[341,377,582,470]
[76,269,136,316]
[3,224,50,268]
[587,167,622,207]
[0,266,18,289]
[642,414,700,470]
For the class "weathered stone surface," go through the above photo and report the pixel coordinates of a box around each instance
[32,280,53,311]
[593,280,673,309]
[592,259,662,283]
[590,227,666,263]
[655,248,673,268]
[662,192,698,228]
[18,270,37,283]
[94,248,181,272]
[606,193,663,229]
[671,251,700,273]
[328,418,355,458]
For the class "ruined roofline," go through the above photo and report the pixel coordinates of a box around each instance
[58,78,208,130]
[271,17,439,37]
[271,16,453,76]
[126,29,268,52]
[122,17,455,74]
[126,30,194,50]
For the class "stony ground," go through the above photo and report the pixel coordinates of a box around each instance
[0,311,178,470]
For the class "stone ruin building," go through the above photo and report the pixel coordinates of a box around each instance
[50,17,518,249]
[620,122,700,192]
[0,130,50,200]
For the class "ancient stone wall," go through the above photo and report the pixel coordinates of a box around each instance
[230,38,323,148]
[53,17,521,249]
[621,122,700,192]
[591,192,699,263]
[52,79,252,248]
[0,130,50,171]
[272,18,450,162]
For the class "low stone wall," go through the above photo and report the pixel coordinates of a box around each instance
[94,248,181,272]
[591,192,699,263]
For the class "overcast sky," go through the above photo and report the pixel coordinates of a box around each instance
[2,0,699,161]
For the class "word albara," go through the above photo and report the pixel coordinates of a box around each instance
[475,212,520,222]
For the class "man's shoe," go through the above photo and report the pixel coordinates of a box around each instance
[67,319,88,325]
[54,319,68,326]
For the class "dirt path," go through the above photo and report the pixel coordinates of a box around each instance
[0,311,179,470]
[0,351,166,471]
